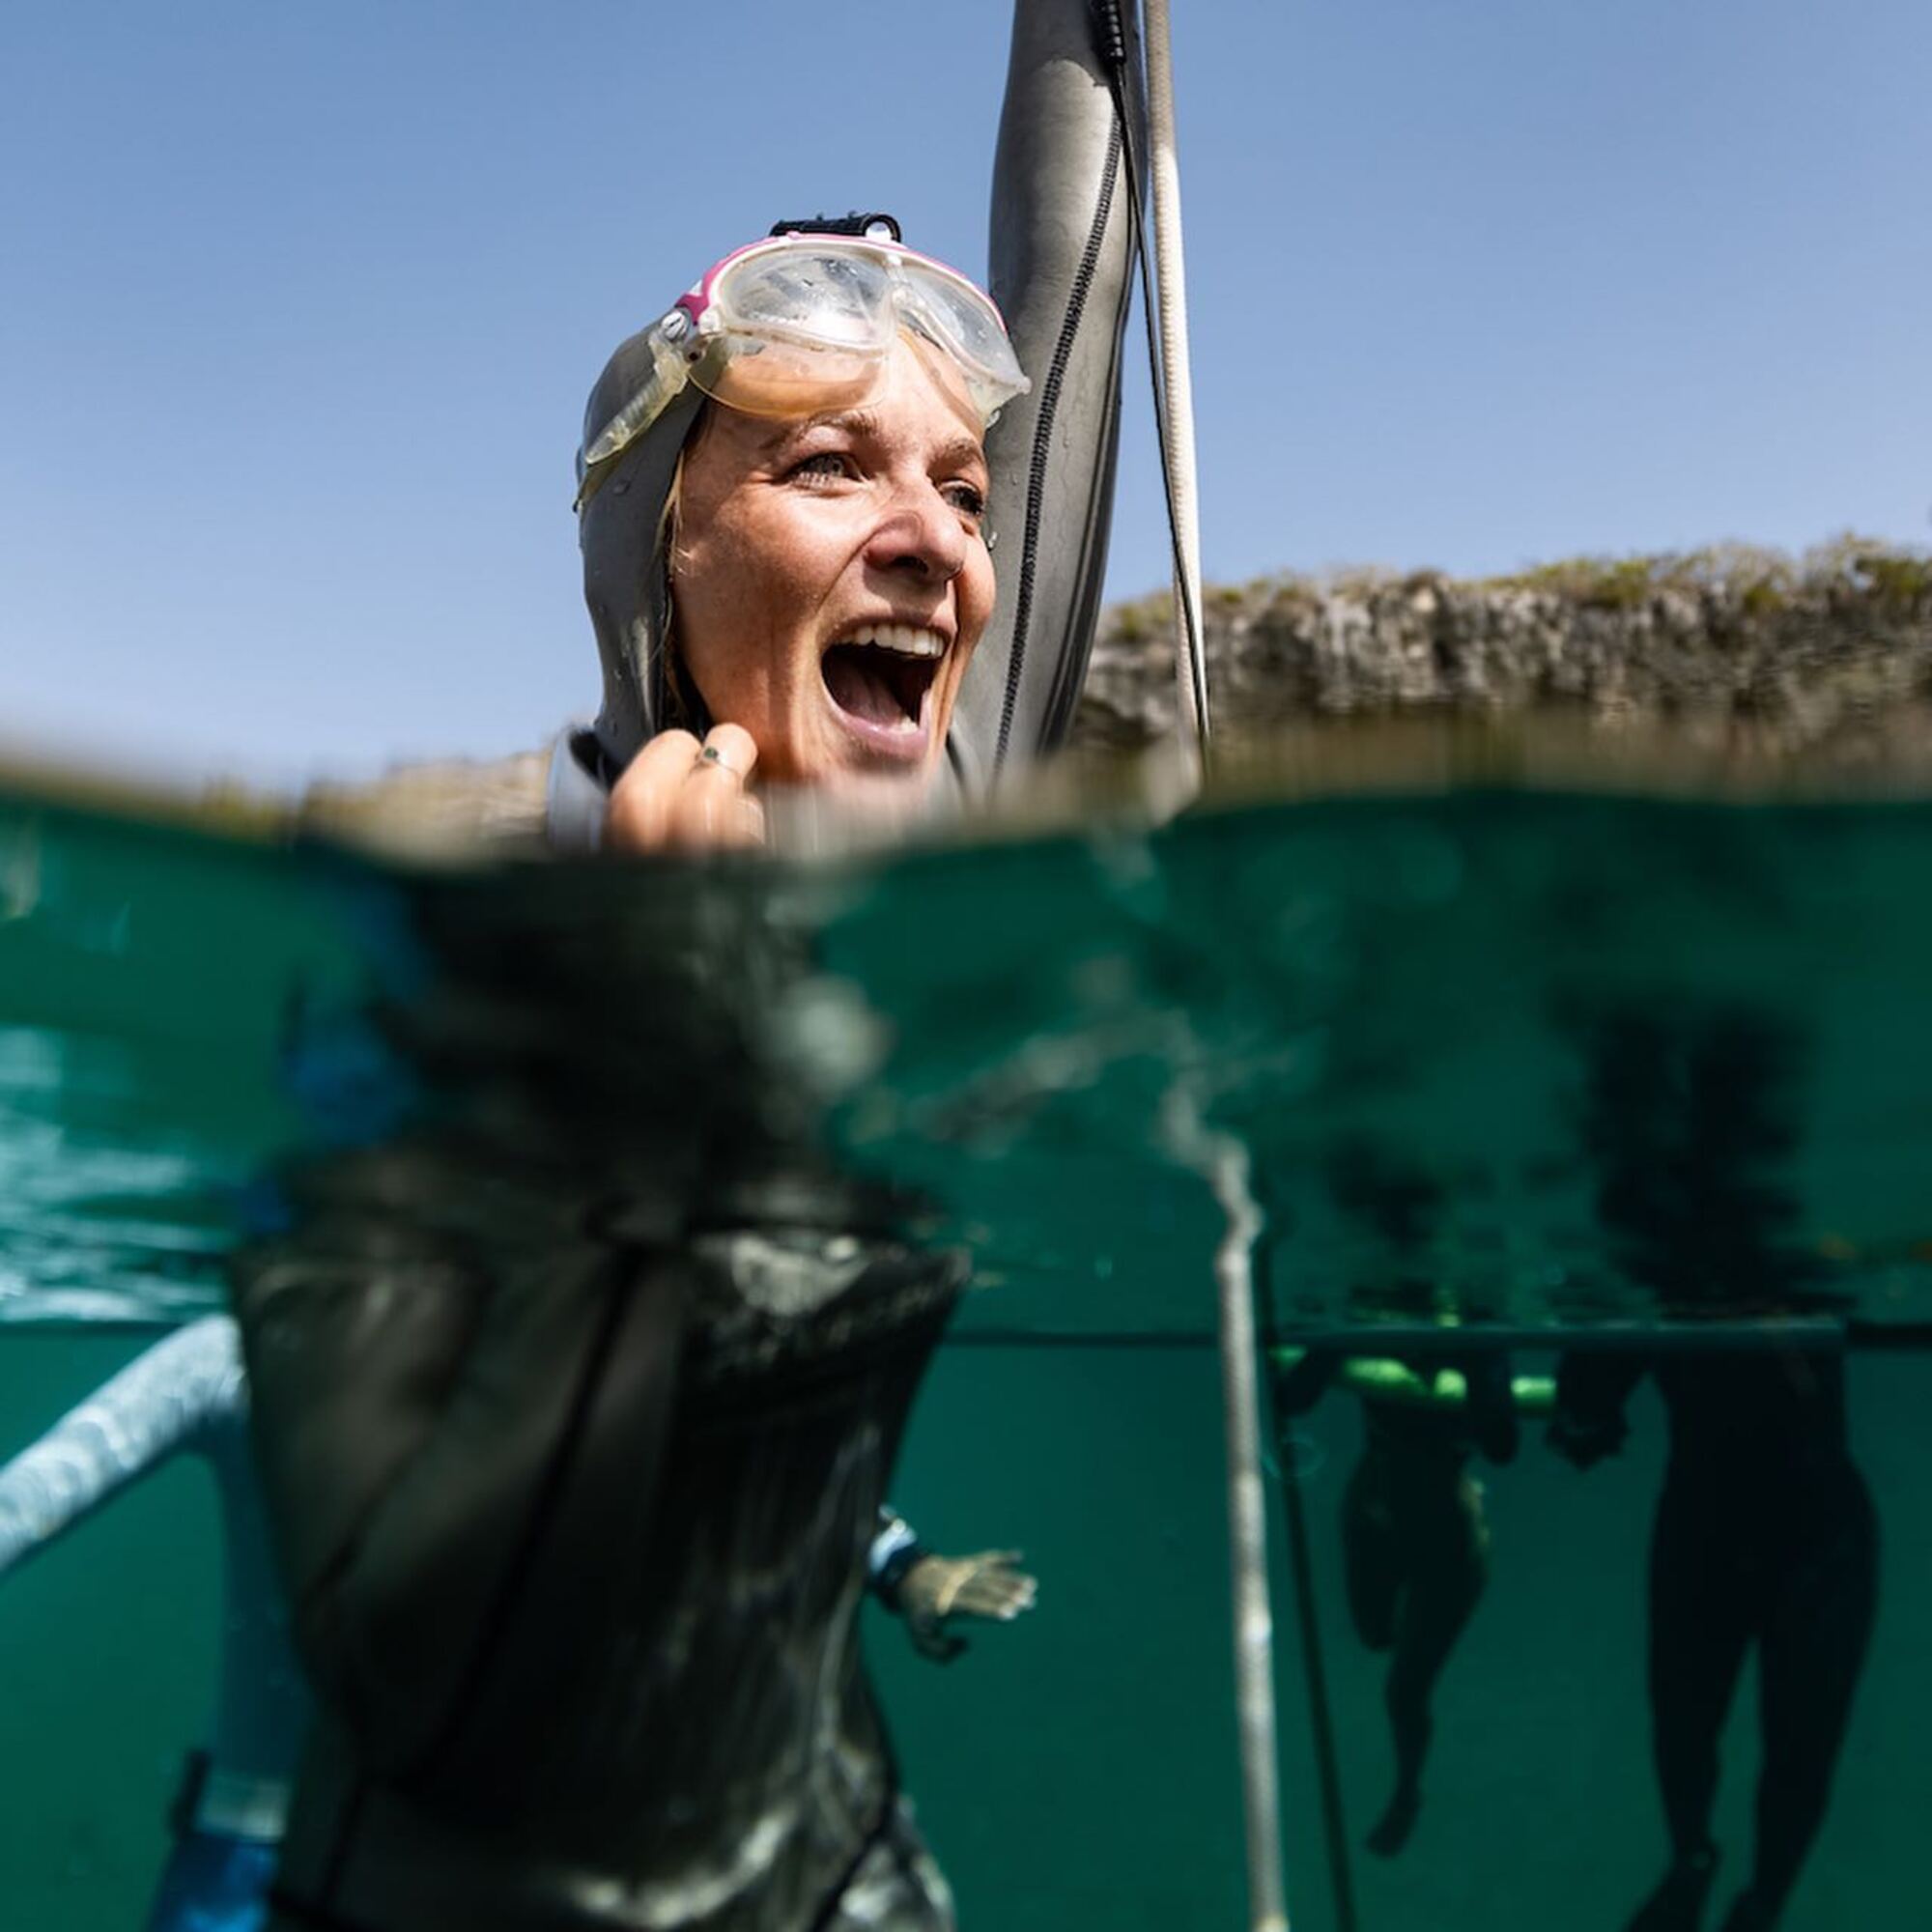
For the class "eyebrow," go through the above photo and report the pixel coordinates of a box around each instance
[757,409,883,452]
[930,433,991,476]
[767,411,987,475]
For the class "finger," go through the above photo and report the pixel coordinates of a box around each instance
[954,1572,1033,1607]
[668,767,765,850]
[957,1577,1037,1618]
[605,730,701,852]
[953,1589,1012,1619]
[957,1568,1030,1601]
[742,794,766,842]
[701,790,765,852]
[670,722,761,849]
[695,722,758,784]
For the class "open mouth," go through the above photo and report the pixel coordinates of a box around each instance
[820,622,948,758]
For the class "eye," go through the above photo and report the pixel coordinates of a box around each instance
[945,480,988,521]
[787,450,854,484]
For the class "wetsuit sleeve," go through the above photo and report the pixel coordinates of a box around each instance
[0,1315,242,1575]
[867,1505,926,1607]
[233,1208,684,1780]
[948,0,1139,788]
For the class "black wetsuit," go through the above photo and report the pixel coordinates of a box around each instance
[1556,997,1872,1929]
[239,1199,962,1931]
[234,5,1138,1927]
[1342,1396,1495,1856]
[1280,1350,1519,1858]
[1555,1348,1877,1931]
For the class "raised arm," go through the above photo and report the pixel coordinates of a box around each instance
[949,0,1141,787]
[0,1315,242,1575]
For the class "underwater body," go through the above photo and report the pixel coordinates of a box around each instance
[3,749,1930,1928]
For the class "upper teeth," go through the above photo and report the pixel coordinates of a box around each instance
[842,623,948,660]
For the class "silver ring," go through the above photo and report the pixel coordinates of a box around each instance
[695,743,742,779]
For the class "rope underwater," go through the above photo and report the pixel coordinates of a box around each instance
[1094,10,1279,1923]
[1134,5,1283,1925]
[1158,1085,1289,1932]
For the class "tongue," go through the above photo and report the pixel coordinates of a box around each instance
[823,645,911,727]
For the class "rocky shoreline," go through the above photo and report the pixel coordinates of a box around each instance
[1073,539,1932,765]
[274,539,1932,852]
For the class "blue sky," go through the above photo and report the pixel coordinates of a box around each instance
[2,0,1926,784]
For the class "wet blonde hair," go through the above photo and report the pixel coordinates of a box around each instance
[655,424,709,734]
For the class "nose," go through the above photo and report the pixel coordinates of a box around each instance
[865,477,969,584]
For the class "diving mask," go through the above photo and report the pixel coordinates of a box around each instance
[577,230,1029,503]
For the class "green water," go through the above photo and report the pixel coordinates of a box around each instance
[8,783,1932,1333]
[5,1334,1924,1926]
[4,773,1931,1925]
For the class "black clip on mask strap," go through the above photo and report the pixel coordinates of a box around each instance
[768,212,903,242]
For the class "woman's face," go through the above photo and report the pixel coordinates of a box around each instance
[670,332,996,801]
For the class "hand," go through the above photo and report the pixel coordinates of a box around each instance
[605,724,764,853]
[897,1549,1037,1663]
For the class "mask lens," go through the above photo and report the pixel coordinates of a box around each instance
[610,239,1028,438]
[895,264,1029,414]
[696,334,886,418]
[715,246,895,352]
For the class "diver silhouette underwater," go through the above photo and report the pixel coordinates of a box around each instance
[1274,1346,1549,1861]
[1551,1005,1878,1932]
[1269,1138,1551,1863]
[217,2,1140,1929]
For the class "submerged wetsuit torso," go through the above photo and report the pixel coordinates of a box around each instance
[242,1217,961,1931]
